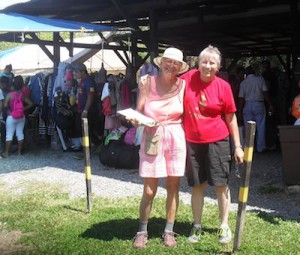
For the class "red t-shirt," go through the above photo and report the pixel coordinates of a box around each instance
[181,69,236,143]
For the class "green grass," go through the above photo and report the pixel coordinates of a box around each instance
[0,183,299,255]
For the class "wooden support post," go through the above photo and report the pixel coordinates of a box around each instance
[233,121,256,252]
[82,118,92,213]
[53,32,60,70]
[149,9,158,62]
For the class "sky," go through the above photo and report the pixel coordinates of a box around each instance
[0,0,30,10]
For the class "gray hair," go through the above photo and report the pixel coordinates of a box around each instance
[198,45,221,70]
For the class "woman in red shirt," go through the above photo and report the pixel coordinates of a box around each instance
[181,45,244,245]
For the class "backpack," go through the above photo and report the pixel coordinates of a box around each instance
[99,141,140,169]
[99,129,140,169]
[11,92,24,119]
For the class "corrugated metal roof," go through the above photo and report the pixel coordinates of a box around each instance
[2,0,300,59]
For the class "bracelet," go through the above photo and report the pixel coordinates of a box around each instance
[234,145,243,150]
[83,110,88,113]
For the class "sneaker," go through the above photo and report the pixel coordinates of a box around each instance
[218,226,232,244]
[133,231,148,249]
[187,227,202,243]
[162,231,177,247]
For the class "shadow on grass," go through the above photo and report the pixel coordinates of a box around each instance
[62,205,88,214]
[250,209,285,224]
[80,218,233,254]
[80,217,195,241]
[194,247,232,255]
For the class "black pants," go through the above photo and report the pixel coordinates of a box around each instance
[71,112,104,145]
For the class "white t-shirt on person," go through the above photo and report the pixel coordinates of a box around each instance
[238,74,268,101]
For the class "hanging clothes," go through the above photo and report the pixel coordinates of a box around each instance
[28,73,46,105]
[52,62,72,99]
[121,80,132,109]
[98,63,107,84]
[101,82,112,116]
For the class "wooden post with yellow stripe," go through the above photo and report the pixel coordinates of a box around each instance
[233,121,256,252]
[82,117,92,213]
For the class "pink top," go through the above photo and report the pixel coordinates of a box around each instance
[139,76,186,178]
[144,76,185,124]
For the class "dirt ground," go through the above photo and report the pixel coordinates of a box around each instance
[0,227,27,254]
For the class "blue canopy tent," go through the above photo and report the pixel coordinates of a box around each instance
[0,12,114,32]
[0,12,115,68]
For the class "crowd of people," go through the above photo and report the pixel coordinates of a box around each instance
[0,64,34,157]
[237,60,293,153]
[0,45,298,249]
[0,62,137,157]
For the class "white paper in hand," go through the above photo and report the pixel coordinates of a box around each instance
[117,108,157,127]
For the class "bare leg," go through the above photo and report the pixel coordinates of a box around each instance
[215,185,231,225]
[134,178,159,249]
[165,176,180,223]
[139,178,159,222]
[191,182,207,225]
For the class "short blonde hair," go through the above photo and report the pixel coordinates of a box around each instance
[198,45,221,70]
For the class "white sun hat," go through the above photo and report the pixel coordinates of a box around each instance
[153,47,189,74]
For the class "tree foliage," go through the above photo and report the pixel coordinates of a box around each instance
[0,41,22,51]
[0,32,89,52]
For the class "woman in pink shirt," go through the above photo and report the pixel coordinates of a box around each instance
[130,48,189,248]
